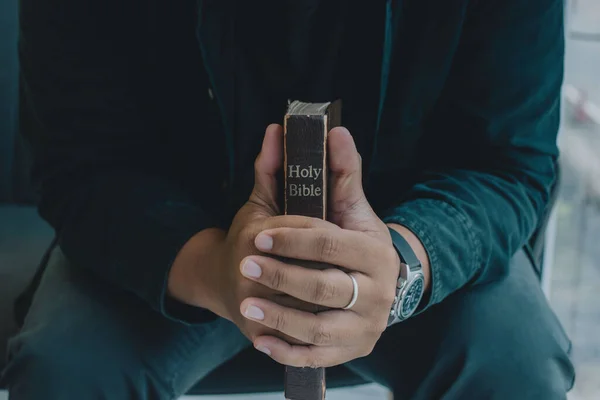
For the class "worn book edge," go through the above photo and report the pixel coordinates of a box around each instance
[282,99,341,400]
[283,116,328,219]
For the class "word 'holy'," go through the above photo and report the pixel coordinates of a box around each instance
[287,164,322,180]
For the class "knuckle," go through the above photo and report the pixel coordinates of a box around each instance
[269,267,287,290]
[240,226,257,245]
[317,232,338,260]
[297,216,320,229]
[379,286,396,308]
[312,274,336,303]
[371,277,396,309]
[258,217,276,231]
[360,343,376,358]
[385,245,399,267]
[273,311,286,332]
[265,215,316,230]
[366,315,386,336]
[377,312,390,334]
[271,229,290,251]
[306,356,324,369]
[309,323,331,345]
[375,318,388,335]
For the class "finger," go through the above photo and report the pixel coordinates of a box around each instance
[240,255,360,309]
[271,293,331,314]
[252,335,357,368]
[328,127,363,201]
[249,124,283,216]
[243,215,339,248]
[327,127,381,232]
[260,214,339,231]
[254,227,394,276]
[240,297,358,347]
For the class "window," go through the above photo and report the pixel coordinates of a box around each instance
[546,1,600,398]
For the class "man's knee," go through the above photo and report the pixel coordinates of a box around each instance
[2,322,171,399]
[440,283,575,397]
[450,323,575,398]
[420,253,576,398]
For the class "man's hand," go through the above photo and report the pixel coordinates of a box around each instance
[237,127,430,367]
[209,125,340,343]
[168,124,337,344]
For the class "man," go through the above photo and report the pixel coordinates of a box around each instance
[1,0,576,398]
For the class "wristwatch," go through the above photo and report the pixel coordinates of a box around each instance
[387,227,426,326]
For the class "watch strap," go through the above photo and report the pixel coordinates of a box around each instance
[388,227,420,268]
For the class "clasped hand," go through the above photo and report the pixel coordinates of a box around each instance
[230,124,401,368]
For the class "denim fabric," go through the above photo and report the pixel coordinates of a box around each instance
[1,246,574,399]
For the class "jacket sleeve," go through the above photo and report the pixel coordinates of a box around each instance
[381,0,565,311]
[19,0,218,323]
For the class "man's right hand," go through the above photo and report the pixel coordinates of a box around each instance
[168,124,335,344]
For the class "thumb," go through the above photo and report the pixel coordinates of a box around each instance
[248,124,283,216]
[327,127,376,229]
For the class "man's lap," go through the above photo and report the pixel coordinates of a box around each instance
[346,249,575,398]
[1,246,575,399]
[1,246,253,398]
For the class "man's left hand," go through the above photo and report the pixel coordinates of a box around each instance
[238,127,428,368]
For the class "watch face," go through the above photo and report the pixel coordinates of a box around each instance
[399,275,425,319]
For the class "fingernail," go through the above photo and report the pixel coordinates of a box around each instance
[241,259,262,278]
[255,233,273,251]
[244,305,265,320]
[339,126,351,135]
[256,345,271,356]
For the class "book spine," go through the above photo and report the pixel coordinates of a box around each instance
[283,114,328,400]
[284,115,328,219]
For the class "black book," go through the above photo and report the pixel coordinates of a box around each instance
[282,99,342,400]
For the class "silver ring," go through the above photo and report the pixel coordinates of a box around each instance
[343,274,359,310]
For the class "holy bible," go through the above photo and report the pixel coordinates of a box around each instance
[283,99,342,400]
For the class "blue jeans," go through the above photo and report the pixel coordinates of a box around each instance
[1,246,575,399]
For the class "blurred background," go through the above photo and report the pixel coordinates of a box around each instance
[549,1,600,399]
[0,0,598,399]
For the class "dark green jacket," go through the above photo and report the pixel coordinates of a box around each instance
[18,0,565,323]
